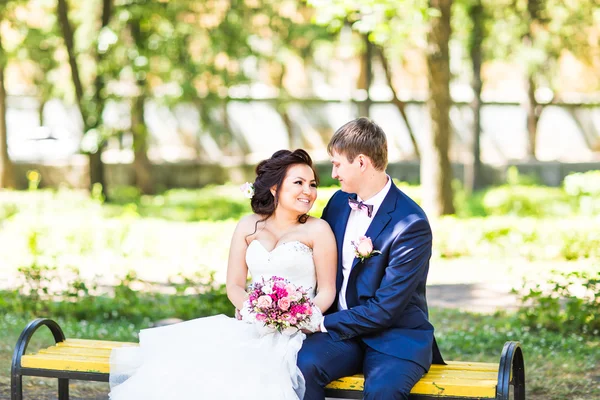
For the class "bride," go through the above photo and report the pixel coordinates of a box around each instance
[109,149,337,399]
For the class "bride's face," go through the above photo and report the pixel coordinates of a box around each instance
[273,164,317,215]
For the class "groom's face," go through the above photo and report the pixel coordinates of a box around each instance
[330,150,362,194]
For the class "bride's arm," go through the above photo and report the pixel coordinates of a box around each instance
[226,216,253,310]
[310,219,337,313]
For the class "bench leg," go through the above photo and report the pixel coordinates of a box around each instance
[58,378,69,400]
[10,373,22,400]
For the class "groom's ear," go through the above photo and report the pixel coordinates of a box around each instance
[357,154,369,171]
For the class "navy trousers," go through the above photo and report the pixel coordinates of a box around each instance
[298,332,426,400]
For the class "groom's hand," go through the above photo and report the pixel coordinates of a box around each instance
[300,326,321,334]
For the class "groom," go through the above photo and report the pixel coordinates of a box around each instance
[298,118,444,399]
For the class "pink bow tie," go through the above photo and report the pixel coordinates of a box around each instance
[348,198,373,218]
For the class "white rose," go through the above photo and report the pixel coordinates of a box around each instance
[262,284,273,294]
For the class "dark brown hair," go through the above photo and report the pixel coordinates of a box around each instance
[250,149,319,231]
[327,117,388,171]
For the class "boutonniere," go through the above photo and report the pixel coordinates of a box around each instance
[351,236,381,262]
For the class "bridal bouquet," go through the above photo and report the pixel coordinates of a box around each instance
[242,276,314,335]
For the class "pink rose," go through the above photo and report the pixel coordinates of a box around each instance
[282,313,292,321]
[256,313,267,322]
[285,283,297,294]
[289,291,302,302]
[278,297,291,311]
[357,236,374,257]
[257,295,273,308]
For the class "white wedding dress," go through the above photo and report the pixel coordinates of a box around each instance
[109,240,317,400]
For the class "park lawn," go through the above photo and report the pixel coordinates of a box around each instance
[1,310,598,400]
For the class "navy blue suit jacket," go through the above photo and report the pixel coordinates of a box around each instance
[322,182,444,371]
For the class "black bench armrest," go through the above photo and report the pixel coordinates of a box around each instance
[497,341,525,400]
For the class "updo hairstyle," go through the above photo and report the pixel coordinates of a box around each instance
[250,149,319,225]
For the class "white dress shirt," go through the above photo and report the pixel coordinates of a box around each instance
[321,176,392,332]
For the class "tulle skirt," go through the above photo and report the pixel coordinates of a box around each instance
[109,315,306,400]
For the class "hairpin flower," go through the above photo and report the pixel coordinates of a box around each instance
[240,182,254,198]
[351,236,381,263]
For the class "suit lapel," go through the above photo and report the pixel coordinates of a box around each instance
[333,193,353,293]
[350,185,398,271]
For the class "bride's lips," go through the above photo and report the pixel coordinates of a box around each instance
[297,198,311,205]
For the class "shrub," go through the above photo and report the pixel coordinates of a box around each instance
[514,270,600,335]
[482,185,572,217]
[3,263,234,323]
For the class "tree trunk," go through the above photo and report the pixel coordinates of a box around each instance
[131,90,154,194]
[524,73,540,159]
[57,0,108,193]
[58,0,110,194]
[271,62,297,149]
[88,0,112,197]
[57,0,84,117]
[523,0,544,160]
[376,46,420,159]
[281,107,296,148]
[129,18,153,195]
[465,0,484,193]
[357,34,372,118]
[422,0,455,216]
[0,48,15,189]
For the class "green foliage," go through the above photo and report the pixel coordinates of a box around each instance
[2,263,233,324]
[432,215,600,261]
[0,201,18,221]
[513,270,600,336]
[564,170,600,197]
[481,185,571,217]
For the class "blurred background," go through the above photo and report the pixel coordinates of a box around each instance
[0,1,599,399]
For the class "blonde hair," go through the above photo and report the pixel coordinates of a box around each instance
[327,117,388,171]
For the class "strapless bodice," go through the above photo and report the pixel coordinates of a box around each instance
[245,240,317,296]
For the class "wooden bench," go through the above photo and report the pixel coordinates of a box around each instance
[12,318,525,400]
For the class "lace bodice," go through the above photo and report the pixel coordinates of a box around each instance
[245,240,317,297]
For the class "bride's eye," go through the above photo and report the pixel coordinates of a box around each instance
[311,183,317,188]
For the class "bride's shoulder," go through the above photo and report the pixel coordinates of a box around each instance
[235,214,264,235]
[304,217,333,235]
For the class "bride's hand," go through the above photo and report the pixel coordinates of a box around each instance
[300,305,323,333]
[238,301,255,323]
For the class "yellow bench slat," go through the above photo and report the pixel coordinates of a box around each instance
[432,361,498,371]
[40,347,113,357]
[22,340,499,398]
[21,354,111,374]
[57,339,137,349]
[326,375,497,398]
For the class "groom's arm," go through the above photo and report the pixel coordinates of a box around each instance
[322,217,432,340]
